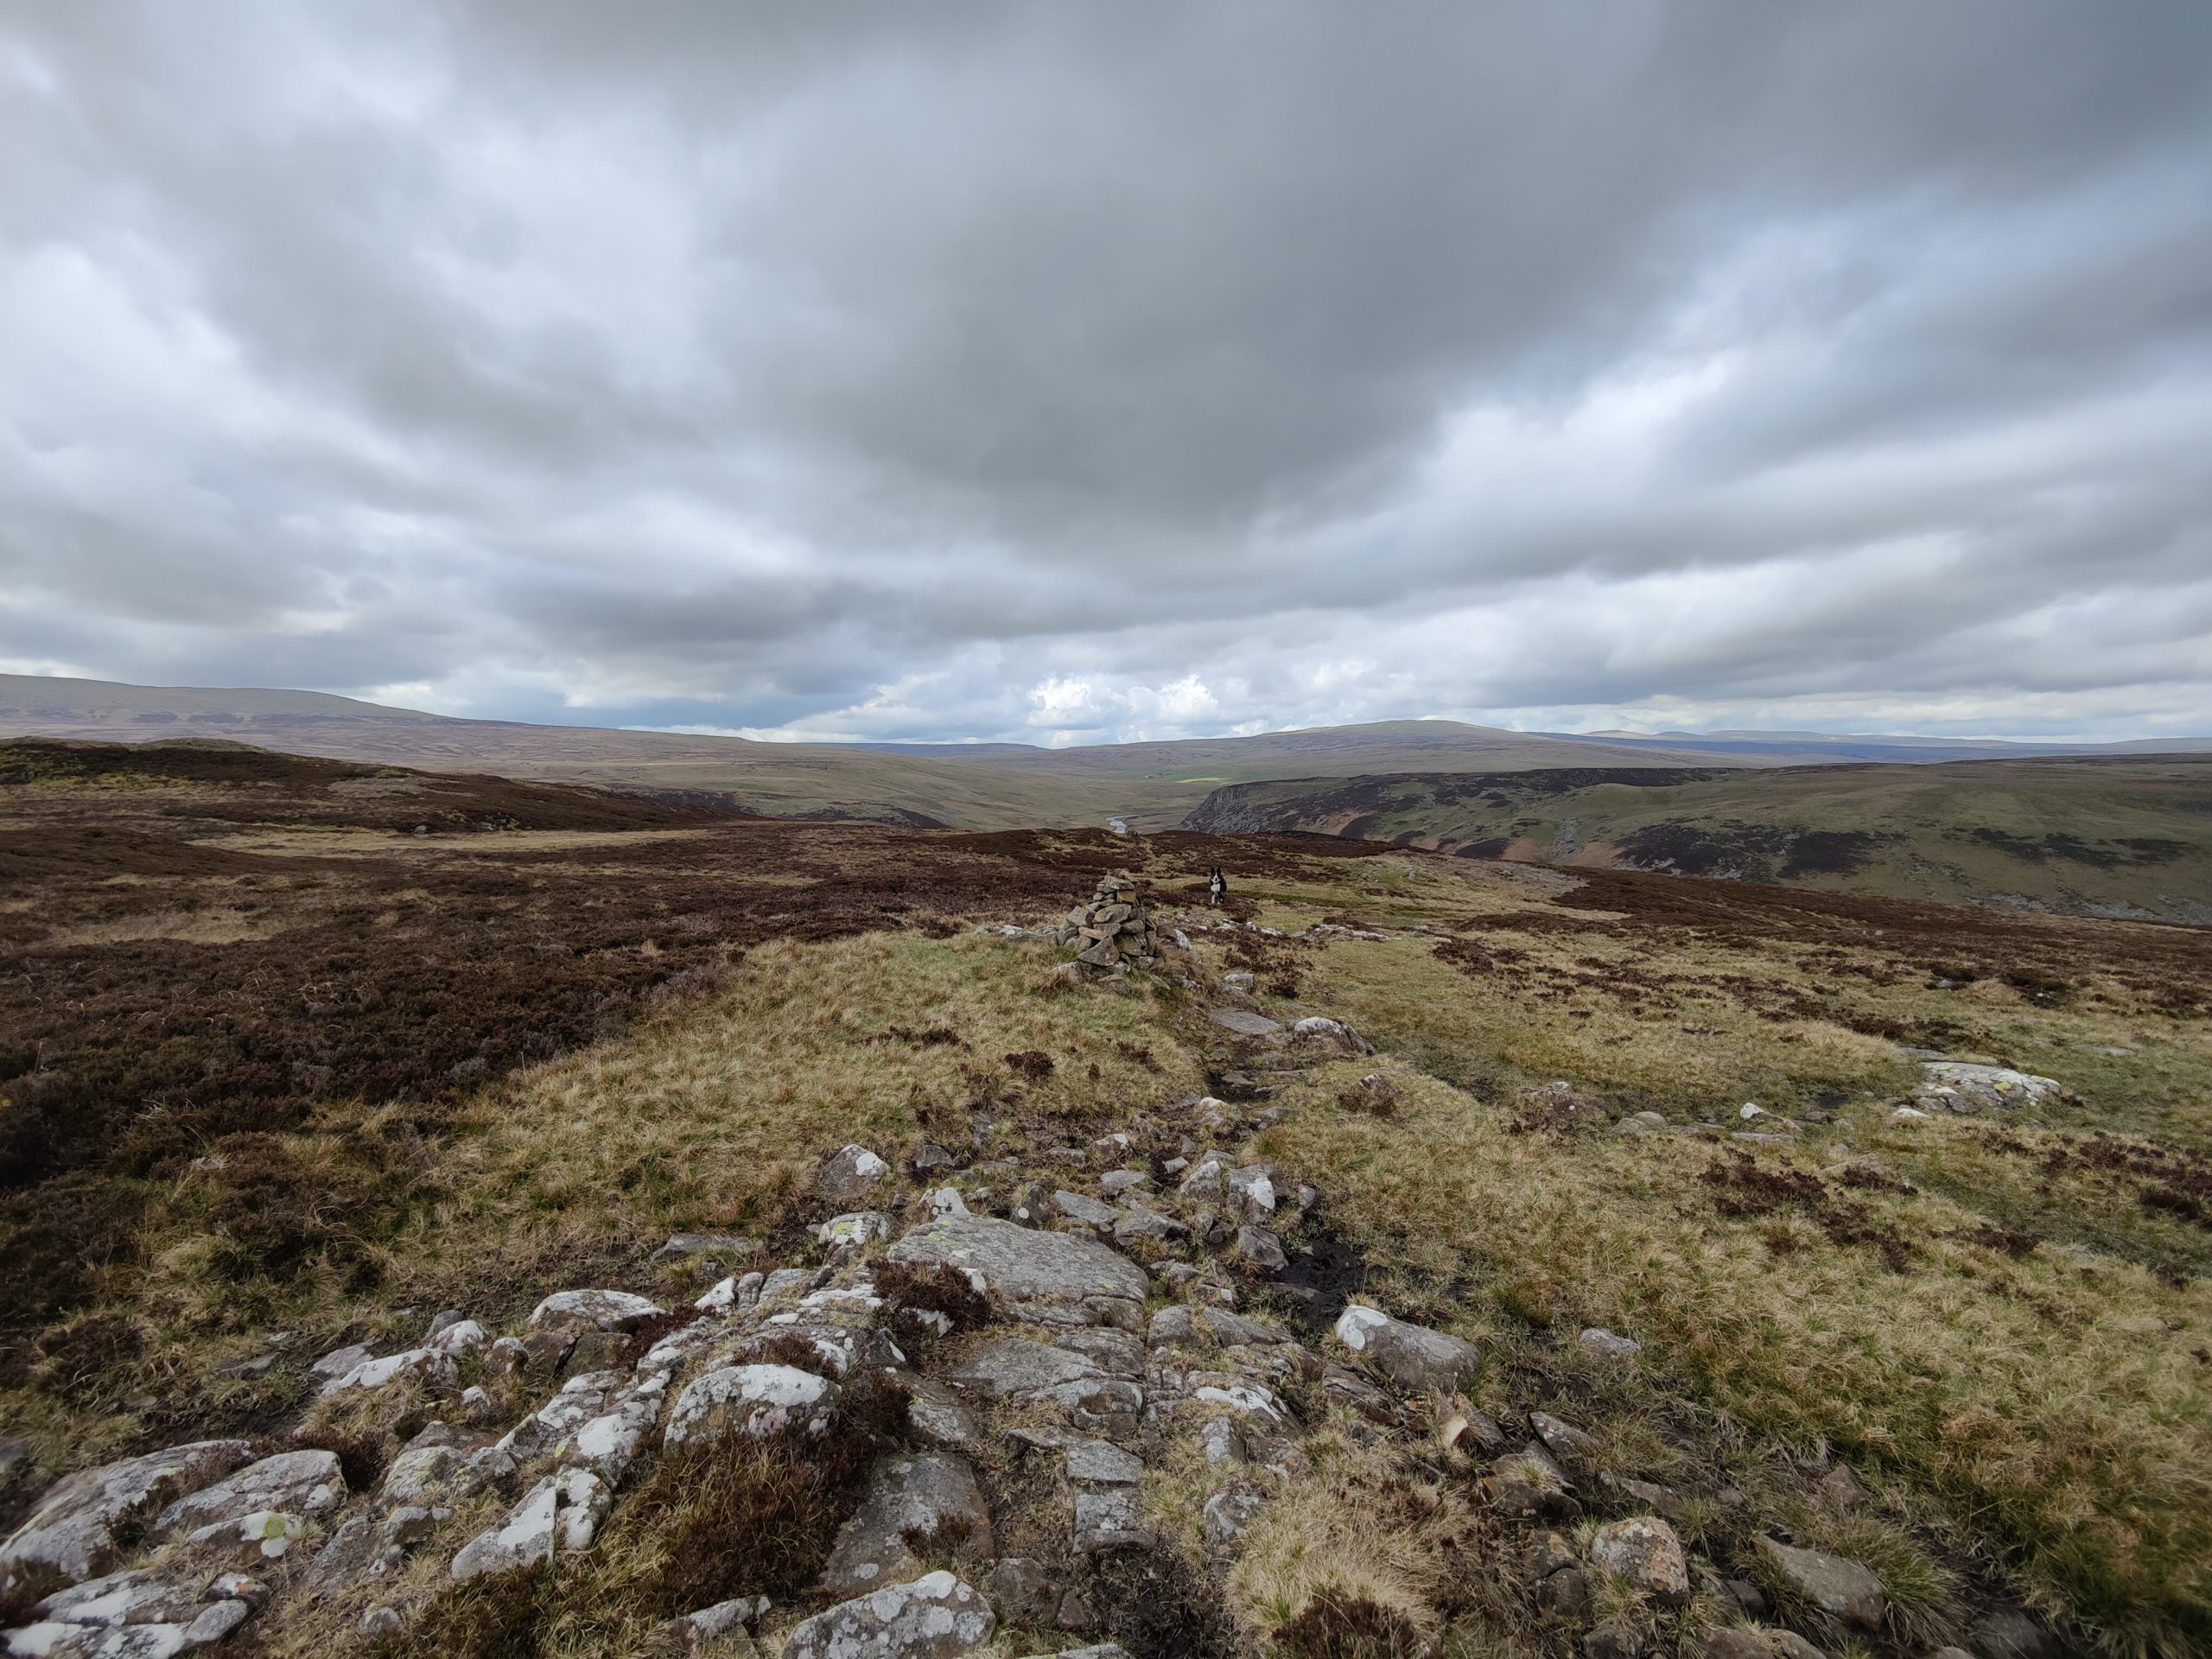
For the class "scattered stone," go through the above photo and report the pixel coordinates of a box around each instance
[981,1558,1058,1624]
[1098,1170,1148,1197]
[781,1571,995,1659]
[1579,1327,1643,1362]
[1972,1607,2060,1659]
[821,1144,893,1208]
[526,1289,664,1333]
[819,1211,897,1250]
[1229,1226,1287,1273]
[1052,1191,1119,1230]
[1291,1016,1370,1053]
[1912,1062,2065,1115]
[929,1188,969,1217]
[1111,1207,1189,1248]
[664,1365,840,1448]
[1064,1441,1143,1485]
[3,1440,255,1589]
[1588,1516,1689,1605]
[1206,1008,1283,1039]
[450,1468,608,1579]
[904,1376,981,1450]
[823,1454,995,1594]
[653,1232,756,1267]
[1586,1621,1643,1659]
[1756,1537,1887,1629]
[308,1344,374,1382]
[1200,1490,1264,1550]
[1334,1306,1480,1393]
[1530,1411,1601,1460]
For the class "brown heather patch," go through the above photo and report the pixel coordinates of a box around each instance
[1701,1151,1917,1271]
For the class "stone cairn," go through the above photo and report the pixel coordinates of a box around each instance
[1055,872,1162,973]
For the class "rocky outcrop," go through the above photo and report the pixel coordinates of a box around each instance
[3,1441,256,1589]
[887,1215,1147,1327]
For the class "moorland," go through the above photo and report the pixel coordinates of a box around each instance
[0,736,2207,1659]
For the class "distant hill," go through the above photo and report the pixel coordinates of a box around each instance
[0,676,1760,829]
[1183,757,2212,923]
[6,673,2206,842]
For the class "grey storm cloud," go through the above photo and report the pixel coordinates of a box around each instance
[2,1,2209,743]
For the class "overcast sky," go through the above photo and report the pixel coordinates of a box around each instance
[3,3,2209,745]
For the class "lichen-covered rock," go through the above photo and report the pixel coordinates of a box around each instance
[1334,1306,1479,1393]
[1912,1062,2064,1114]
[318,1345,460,1397]
[946,1340,1141,1435]
[664,1364,839,1448]
[904,1377,981,1450]
[822,1454,994,1594]
[1051,1191,1118,1230]
[819,1211,897,1250]
[450,1469,608,1579]
[781,1571,995,1659]
[887,1216,1147,1325]
[1588,1516,1688,1604]
[526,1289,664,1333]
[150,1452,343,1542]
[1756,1537,1886,1628]
[3,1441,256,1589]
[821,1144,893,1209]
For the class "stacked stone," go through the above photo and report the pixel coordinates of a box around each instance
[1057,872,1162,972]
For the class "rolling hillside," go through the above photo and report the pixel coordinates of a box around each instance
[0,677,1758,830]
[1184,757,2212,923]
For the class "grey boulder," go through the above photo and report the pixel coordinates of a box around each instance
[822,1454,994,1595]
[450,1468,608,1579]
[664,1364,839,1448]
[1333,1306,1480,1393]
[781,1571,995,1659]
[887,1216,1147,1325]
[526,1288,664,1332]
[1756,1537,1886,1629]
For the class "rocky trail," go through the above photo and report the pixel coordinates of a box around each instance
[0,875,2077,1659]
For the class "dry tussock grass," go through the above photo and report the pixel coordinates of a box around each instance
[414,930,1203,1273]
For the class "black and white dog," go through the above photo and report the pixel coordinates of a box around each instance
[1206,865,1227,907]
